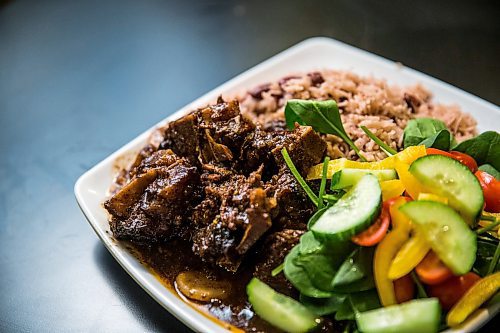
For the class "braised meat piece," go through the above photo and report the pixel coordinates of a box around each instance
[112,127,167,191]
[159,113,199,162]
[253,229,304,296]
[192,168,277,271]
[160,98,254,166]
[240,125,326,175]
[105,150,200,242]
[269,169,316,230]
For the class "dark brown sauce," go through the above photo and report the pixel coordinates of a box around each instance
[126,240,281,333]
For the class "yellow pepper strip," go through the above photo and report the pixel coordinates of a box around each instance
[388,191,446,280]
[307,145,427,180]
[380,180,405,201]
[374,197,412,306]
[418,193,448,204]
[395,162,428,199]
[388,233,430,280]
[447,272,500,327]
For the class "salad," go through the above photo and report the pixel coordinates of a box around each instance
[245,99,500,333]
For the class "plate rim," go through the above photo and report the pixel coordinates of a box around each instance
[75,36,500,333]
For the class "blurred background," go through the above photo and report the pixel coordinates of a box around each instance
[0,0,498,332]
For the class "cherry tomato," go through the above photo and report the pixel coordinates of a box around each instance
[415,251,454,285]
[427,272,481,310]
[426,148,454,158]
[449,151,478,173]
[351,209,390,246]
[426,148,477,172]
[475,170,500,213]
[351,196,411,246]
[394,274,415,304]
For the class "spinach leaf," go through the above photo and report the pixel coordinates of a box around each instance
[473,239,500,277]
[403,118,453,149]
[331,247,375,291]
[285,99,366,161]
[331,171,342,190]
[295,251,340,291]
[334,289,380,321]
[300,293,347,316]
[284,246,333,298]
[478,164,500,180]
[453,131,500,170]
[295,232,354,292]
[419,129,453,150]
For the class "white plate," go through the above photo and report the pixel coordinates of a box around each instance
[75,37,500,333]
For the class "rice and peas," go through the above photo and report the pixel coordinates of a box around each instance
[235,70,477,162]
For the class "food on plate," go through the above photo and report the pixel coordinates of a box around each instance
[103,70,499,332]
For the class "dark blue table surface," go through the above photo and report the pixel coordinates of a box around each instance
[0,0,498,332]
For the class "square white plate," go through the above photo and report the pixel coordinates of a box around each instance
[75,37,500,333]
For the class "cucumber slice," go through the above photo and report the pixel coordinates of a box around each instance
[356,298,441,333]
[400,201,477,275]
[246,278,320,333]
[311,174,381,241]
[331,168,397,189]
[409,155,484,225]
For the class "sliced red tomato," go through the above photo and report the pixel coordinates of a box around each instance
[427,272,481,310]
[426,148,477,172]
[415,251,454,285]
[449,151,478,173]
[475,170,500,213]
[394,274,415,304]
[351,196,411,246]
[351,209,390,246]
[426,148,454,158]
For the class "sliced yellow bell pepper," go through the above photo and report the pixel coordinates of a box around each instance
[388,191,447,280]
[380,179,405,201]
[388,233,430,280]
[395,162,428,199]
[447,272,500,327]
[393,144,427,165]
[374,197,412,306]
[418,193,449,204]
[307,145,427,179]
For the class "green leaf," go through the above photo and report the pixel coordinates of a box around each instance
[331,247,375,290]
[300,293,347,316]
[403,118,453,149]
[295,232,354,292]
[478,164,500,180]
[299,231,325,254]
[331,170,342,190]
[474,239,500,276]
[453,131,500,170]
[335,289,380,321]
[295,252,340,291]
[419,129,452,150]
[285,99,366,161]
[284,246,333,298]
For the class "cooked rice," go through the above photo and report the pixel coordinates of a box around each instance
[233,70,477,161]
